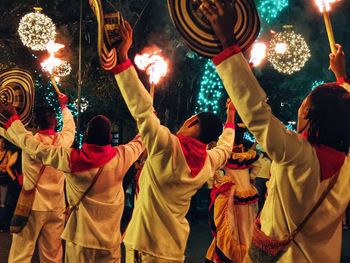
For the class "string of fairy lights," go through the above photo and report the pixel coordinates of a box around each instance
[311,80,325,90]
[258,0,289,25]
[195,60,224,114]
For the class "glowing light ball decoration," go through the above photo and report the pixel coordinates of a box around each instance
[275,43,288,54]
[195,60,224,114]
[268,30,311,75]
[53,61,72,78]
[74,98,89,113]
[18,7,56,51]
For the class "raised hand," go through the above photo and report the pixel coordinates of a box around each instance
[58,93,68,107]
[226,98,236,124]
[330,44,347,80]
[200,0,237,49]
[117,21,133,63]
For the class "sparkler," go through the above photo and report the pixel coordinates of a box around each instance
[249,42,267,67]
[134,47,169,101]
[315,0,339,54]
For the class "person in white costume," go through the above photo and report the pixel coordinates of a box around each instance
[0,94,75,263]
[102,21,236,262]
[200,0,350,262]
[0,105,144,262]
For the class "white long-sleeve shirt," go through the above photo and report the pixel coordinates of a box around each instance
[214,48,350,263]
[0,107,75,211]
[3,119,144,250]
[113,61,234,261]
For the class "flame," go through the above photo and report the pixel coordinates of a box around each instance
[41,41,65,81]
[315,0,338,12]
[46,41,64,54]
[134,47,169,85]
[249,42,267,67]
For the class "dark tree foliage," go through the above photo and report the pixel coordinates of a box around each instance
[0,0,349,141]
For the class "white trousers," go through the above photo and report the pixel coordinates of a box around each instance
[124,245,183,263]
[65,241,121,263]
[8,208,65,263]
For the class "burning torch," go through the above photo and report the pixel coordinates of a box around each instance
[134,47,169,102]
[315,0,339,54]
[249,42,267,68]
[41,41,66,95]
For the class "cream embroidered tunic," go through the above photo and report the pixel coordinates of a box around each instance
[0,108,75,211]
[4,120,144,250]
[114,63,235,261]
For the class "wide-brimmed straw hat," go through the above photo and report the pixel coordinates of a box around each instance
[168,0,260,57]
[0,69,35,126]
[89,0,124,70]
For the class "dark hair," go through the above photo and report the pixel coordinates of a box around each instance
[34,106,56,130]
[234,112,246,145]
[307,83,350,154]
[197,112,223,144]
[85,115,112,146]
[0,136,8,151]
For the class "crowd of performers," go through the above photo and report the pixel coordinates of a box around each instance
[0,1,350,262]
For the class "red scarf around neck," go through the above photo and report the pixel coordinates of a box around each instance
[300,132,346,180]
[314,145,346,181]
[177,136,208,177]
[70,143,118,173]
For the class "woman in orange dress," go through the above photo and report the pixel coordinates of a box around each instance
[206,121,259,263]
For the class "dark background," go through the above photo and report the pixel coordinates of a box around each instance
[1,0,350,141]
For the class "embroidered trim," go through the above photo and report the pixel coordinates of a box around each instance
[234,193,259,205]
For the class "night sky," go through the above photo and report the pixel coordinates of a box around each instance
[0,0,349,140]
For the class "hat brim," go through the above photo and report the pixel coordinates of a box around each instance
[168,0,260,58]
[0,69,35,126]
